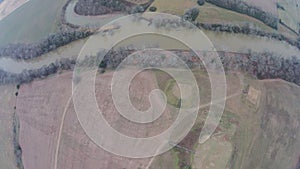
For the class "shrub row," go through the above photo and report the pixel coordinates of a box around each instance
[0,30,93,60]
[74,0,129,15]
[205,0,279,29]
[0,58,76,84]
[1,49,300,86]
[218,51,300,85]
[196,23,300,50]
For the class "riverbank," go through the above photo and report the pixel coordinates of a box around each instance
[1,1,300,86]
[60,0,300,52]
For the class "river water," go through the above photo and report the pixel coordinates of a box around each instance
[0,1,299,73]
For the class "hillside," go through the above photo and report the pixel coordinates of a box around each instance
[0,69,297,169]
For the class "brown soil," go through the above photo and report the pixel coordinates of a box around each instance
[14,69,177,169]
[9,69,300,169]
[16,72,73,169]
[0,85,18,169]
[247,86,261,105]
[95,69,177,138]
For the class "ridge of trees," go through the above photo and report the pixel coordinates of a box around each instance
[205,0,279,29]
[146,16,300,50]
[74,0,128,15]
[196,23,300,50]
[217,51,300,85]
[183,7,200,22]
[0,58,76,84]
[1,49,299,86]
[0,30,93,60]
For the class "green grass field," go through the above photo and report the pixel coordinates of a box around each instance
[277,0,300,34]
[197,3,274,32]
[148,0,274,32]
[147,0,196,15]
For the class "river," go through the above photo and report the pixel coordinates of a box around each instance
[0,1,299,74]
[65,0,124,27]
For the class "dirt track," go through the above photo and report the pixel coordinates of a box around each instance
[15,70,177,169]
[16,73,73,169]
[9,69,300,169]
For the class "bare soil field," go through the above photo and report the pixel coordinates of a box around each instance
[0,84,18,169]
[56,99,151,169]
[227,78,300,169]
[149,70,243,169]
[187,72,300,169]
[241,80,300,169]
[9,67,300,169]
[246,86,260,105]
[193,135,233,169]
[14,69,178,169]
[95,69,177,138]
[16,72,73,169]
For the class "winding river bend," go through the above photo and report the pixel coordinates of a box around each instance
[0,0,299,73]
[65,0,124,27]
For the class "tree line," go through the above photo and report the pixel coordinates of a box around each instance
[205,0,279,29]
[218,51,300,85]
[74,0,128,15]
[0,30,93,60]
[0,58,76,84]
[1,49,299,87]
[100,49,300,86]
[196,22,300,50]
[140,14,300,51]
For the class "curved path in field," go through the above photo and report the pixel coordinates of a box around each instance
[0,2,299,169]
